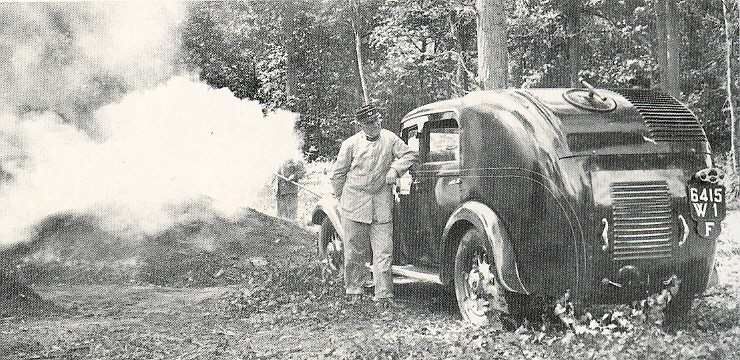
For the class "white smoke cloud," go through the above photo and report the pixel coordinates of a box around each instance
[0,77,301,245]
[0,3,304,247]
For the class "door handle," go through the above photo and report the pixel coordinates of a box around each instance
[410,179,421,193]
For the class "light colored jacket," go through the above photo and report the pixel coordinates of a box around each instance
[331,129,417,224]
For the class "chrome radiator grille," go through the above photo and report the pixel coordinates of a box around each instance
[610,181,673,261]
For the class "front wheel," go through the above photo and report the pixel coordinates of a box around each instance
[319,217,343,274]
[454,228,522,328]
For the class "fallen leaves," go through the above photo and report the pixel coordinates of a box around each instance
[1,207,737,359]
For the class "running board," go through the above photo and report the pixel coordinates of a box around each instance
[392,265,442,284]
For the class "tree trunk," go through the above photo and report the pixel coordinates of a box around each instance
[655,0,668,92]
[565,0,582,87]
[723,0,738,171]
[450,10,468,95]
[476,0,507,89]
[349,0,370,105]
[664,0,681,98]
[283,1,297,101]
[419,38,428,103]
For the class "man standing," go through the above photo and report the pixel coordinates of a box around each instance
[276,158,306,221]
[330,104,417,307]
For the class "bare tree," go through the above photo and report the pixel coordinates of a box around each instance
[476,0,507,89]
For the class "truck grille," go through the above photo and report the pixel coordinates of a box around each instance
[610,181,672,261]
[614,89,706,142]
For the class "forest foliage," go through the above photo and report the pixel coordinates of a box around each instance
[181,0,739,163]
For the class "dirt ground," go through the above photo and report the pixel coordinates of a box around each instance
[0,206,461,359]
[0,200,738,359]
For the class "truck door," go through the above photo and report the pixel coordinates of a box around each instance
[395,119,423,264]
[410,114,461,266]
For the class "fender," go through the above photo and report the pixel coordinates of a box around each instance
[311,197,345,240]
[442,201,529,294]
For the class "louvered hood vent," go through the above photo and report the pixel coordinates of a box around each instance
[614,89,706,142]
[610,181,673,261]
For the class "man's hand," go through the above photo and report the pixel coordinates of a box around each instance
[385,168,398,184]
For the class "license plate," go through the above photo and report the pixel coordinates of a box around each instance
[688,184,725,220]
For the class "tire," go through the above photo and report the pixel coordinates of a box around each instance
[453,227,522,328]
[319,217,343,273]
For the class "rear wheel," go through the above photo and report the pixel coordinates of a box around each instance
[454,227,522,328]
[319,217,343,274]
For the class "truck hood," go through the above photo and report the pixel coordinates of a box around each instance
[521,88,711,157]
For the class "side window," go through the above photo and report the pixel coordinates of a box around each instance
[427,118,460,162]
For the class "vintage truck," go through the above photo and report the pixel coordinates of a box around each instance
[312,85,726,326]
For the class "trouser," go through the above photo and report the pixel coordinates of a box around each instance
[342,218,394,299]
[276,193,298,220]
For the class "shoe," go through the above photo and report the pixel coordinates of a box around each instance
[375,298,401,309]
[346,294,362,305]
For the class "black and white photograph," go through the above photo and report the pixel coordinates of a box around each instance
[0,0,738,359]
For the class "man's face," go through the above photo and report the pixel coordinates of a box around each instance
[359,118,382,138]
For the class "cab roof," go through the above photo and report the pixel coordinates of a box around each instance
[401,88,706,144]
[399,88,708,156]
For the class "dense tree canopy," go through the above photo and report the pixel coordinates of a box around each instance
[181,0,738,164]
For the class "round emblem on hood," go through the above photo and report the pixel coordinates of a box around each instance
[563,89,617,112]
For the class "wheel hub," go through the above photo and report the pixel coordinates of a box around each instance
[323,238,343,272]
[461,249,507,324]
